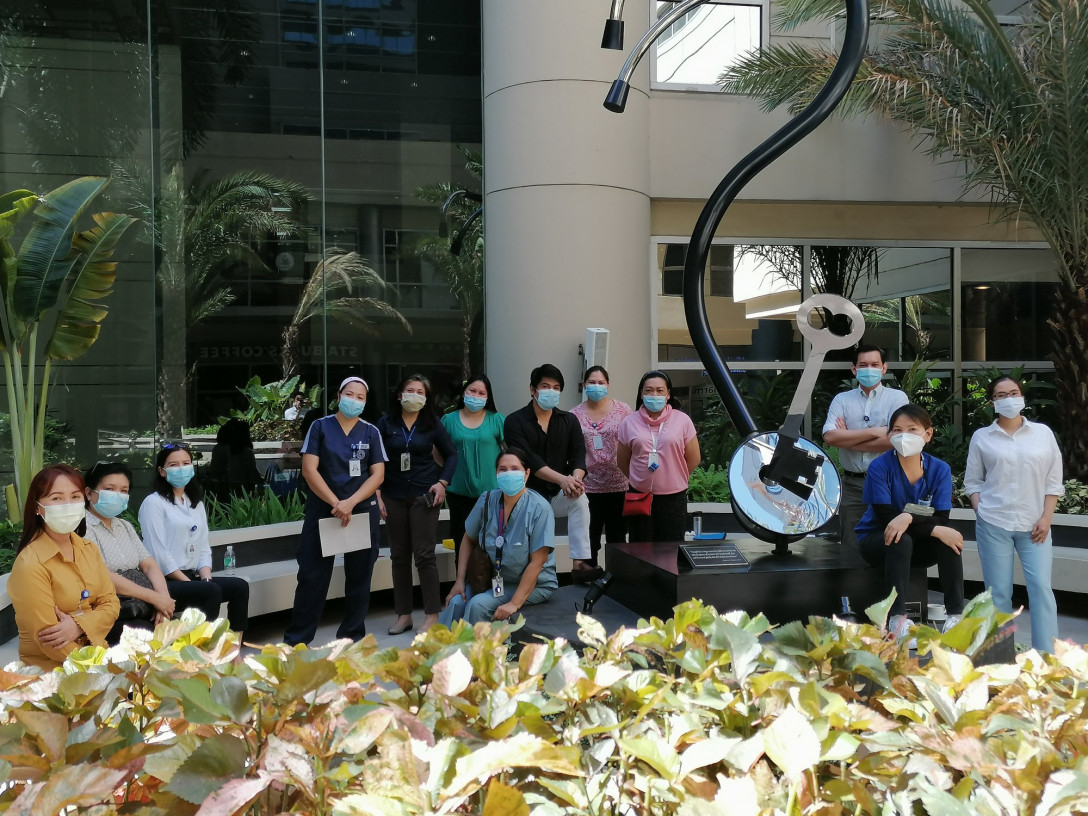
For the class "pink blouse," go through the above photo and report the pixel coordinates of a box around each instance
[571,399,633,494]
[617,405,697,495]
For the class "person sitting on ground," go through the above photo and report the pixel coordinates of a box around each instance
[8,464,119,669]
[440,447,557,625]
[83,461,175,640]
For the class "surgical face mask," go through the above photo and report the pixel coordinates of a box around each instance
[496,470,526,496]
[855,367,883,388]
[642,395,668,413]
[92,489,129,519]
[584,384,608,402]
[165,464,195,488]
[39,501,85,535]
[464,394,487,412]
[401,392,427,413]
[535,388,561,410]
[889,432,926,458]
[993,396,1025,418]
[339,395,366,418]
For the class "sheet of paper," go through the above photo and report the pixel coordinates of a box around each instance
[319,515,371,557]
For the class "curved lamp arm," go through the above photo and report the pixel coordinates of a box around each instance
[439,189,483,238]
[682,0,868,437]
[450,206,483,256]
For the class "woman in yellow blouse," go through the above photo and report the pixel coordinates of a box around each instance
[8,464,119,670]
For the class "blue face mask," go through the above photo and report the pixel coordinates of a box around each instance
[584,384,608,402]
[93,489,129,518]
[339,395,366,418]
[856,367,883,388]
[464,394,487,412]
[535,388,561,410]
[165,464,195,488]
[496,470,526,496]
[643,395,668,413]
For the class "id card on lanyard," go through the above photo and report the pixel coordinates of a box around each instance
[648,422,666,471]
[400,424,416,472]
[493,498,506,597]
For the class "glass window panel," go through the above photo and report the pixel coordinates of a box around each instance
[653,1,762,89]
[960,247,1059,362]
[655,242,802,364]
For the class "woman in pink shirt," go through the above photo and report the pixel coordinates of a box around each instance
[571,366,633,566]
[617,371,701,542]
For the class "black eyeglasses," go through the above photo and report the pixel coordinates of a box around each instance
[162,442,190,452]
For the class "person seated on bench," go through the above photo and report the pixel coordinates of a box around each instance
[440,447,558,625]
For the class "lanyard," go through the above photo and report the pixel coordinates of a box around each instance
[401,423,417,448]
[495,499,506,573]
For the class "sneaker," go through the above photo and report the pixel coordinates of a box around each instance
[888,614,917,649]
[941,614,962,634]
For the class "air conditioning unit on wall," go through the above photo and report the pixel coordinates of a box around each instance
[584,328,610,371]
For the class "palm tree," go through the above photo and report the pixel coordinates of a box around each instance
[414,149,484,379]
[280,249,410,380]
[721,0,1088,477]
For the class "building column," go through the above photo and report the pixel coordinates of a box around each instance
[482,0,652,410]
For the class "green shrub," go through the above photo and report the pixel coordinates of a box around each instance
[205,487,305,530]
[688,465,730,504]
[1057,479,1088,515]
[1,595,1085,814]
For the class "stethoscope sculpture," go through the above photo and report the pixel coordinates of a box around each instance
[602,0,870,549]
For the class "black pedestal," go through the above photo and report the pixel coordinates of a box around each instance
[606,537,929,625]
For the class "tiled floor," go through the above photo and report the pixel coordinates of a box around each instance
[4,587,1088,667]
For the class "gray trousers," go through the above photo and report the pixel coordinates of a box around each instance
[385,495,442,615]
[838,473,867,549]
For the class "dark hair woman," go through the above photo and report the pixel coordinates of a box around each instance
[138,443,250,638]
[964,375,1062,651]
[440,374,505,558]
[83,461,175,639]
[439,447,557,625]
[284,375,386,645]
[376,374,458,635]
[617,371,700,543]
[570,366,632,562]
[8,464,119,669]
[856,404,964,642]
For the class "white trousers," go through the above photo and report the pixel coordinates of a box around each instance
[550,491,591,560]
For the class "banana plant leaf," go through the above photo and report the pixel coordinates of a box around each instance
[12,176,111,324]
[0,191,39,352]
[45,211,137,360]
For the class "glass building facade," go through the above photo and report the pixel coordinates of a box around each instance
[0,0,481,489]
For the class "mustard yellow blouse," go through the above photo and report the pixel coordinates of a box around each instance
[8,531,120,670]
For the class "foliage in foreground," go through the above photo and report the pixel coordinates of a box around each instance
[0,597,1086,815]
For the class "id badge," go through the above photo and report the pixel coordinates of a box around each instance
[904,502,934,516]
[188,541,197,556]
[492,574,504,597]
[400,452,411,472]
[648,452,660,471]
[349,459,362,477]
[593,434,604,450]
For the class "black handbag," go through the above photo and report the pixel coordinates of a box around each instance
[116,568,156,621]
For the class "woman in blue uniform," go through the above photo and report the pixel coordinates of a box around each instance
[284,376,387,645]
[440,447,557,625]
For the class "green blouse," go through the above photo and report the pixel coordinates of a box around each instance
[441,409,506,498]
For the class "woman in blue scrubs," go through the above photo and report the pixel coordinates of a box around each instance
[284,376,387,645]
[440,447,557,625]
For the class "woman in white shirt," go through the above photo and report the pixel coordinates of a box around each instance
[138,443,250,636]
[83,462,175,639]
[964,375,1063,651]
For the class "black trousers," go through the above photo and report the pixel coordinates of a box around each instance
[284,502,381,645]
[169,573,250,634]
[625,490,688,543]
[587,491,626,565]
[446,491,480,561]
[385,494,442,615]
[859,530,965,616]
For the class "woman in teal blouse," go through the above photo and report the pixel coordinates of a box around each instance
[441,374,505,557]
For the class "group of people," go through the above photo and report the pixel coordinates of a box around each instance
[825,345,1063,650]
[285,365,704,638]
[9,444,250,669]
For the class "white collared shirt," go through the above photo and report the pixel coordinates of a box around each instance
[964,418,1064,532]
[822,384,908,473]
[137,492,212,574]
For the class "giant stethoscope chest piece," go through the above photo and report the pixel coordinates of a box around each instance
[728,294,865,543]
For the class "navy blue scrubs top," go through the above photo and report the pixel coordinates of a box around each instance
[302,415,388,514]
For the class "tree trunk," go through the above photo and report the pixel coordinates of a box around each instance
[282,322,300,380]
[1048,286,1088,480]
[461,313,472,380]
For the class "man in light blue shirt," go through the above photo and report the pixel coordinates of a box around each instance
[822,343,908,548]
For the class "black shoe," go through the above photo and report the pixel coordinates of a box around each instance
[571,564,604,584]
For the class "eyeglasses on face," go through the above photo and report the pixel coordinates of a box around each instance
[993,391,1023,400]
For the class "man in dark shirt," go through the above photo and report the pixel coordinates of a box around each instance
[504,363,599,582]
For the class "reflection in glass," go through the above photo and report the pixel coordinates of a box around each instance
[654,1,761,86]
